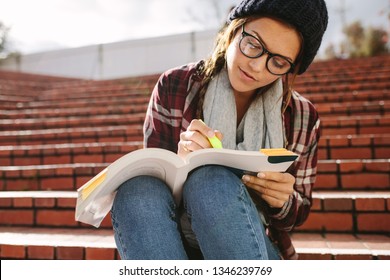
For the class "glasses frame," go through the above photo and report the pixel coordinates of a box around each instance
[239,24,295,76]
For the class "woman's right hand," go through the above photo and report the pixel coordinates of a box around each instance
[177,119,223,158]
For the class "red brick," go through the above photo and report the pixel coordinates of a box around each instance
[1,245,26,259]
[339,161,364,172]
[342,174,389,189]
[56,247,84,260]
[43,155,71,165]
[13,197,33,207]
[57,198,76,208]
[36,210,78,227]
[334,254,372,260]
[311,198,322,211]
[56,167,75,176]
[86,248,115,260]
[317,161,338,172]
[40,177,74,190]
[357,213,390,232]
[5,179,39,191]
[355,198,386,211]
[74,155,104,164]
[365,161,390,172]
[332,148,371,160]
[34,198,56,208]
[28,246,55,259]
[0,210,34,225]
[299,213,353,232]
[328,137,349,147]
[13,158,41,165]
[0,198,12,207]
[315,174,338,189]
[375,148,390,159]
[323,198,353,211]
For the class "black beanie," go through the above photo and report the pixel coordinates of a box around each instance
[228,0,328,74]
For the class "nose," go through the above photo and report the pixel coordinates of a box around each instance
[248,54,268,73]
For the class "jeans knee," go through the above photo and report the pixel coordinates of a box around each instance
[183,166,243,209]
[113,176,174,214]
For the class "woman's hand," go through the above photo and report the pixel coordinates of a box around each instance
[242,172,295,208]
[178,119,223,158]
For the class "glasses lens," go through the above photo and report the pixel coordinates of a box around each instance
[267,56,291,75]
[240,36,263,58]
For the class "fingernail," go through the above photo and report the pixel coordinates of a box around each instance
[207,130,215,138]
[242,175,249,182]
[257,172,265,178]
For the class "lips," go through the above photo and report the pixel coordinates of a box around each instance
[239,68,257,82]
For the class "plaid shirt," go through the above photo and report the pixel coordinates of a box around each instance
[144,61,320,260]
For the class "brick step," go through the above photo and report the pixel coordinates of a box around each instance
[0,135,388,166]
[303,89,388,104]
[320,115,390,135]
[0,125,143,145]
[1,94,150,111]
[1,191,389,233]
[302,56,389,74]
[2,101,388,130]
[1,114,389,137]
[0,113,146,130]
[0,227,388,260]
[315,100,389,117]
[291,233,390,260]
[293,80,389,95]
[318,134,390,160]
[0,159,389,191]
[0,100,149,119]
[0,141,143,166]
[295,71,390,89]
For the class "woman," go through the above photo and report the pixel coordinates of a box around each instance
[111,0,328,260]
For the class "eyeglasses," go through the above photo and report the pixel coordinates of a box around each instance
[239,24,295,75]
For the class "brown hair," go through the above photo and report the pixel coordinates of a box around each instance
[195,17,304,119]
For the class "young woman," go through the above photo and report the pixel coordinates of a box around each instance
[111,0,328,260]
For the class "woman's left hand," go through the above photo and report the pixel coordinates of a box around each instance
[242,172,295,208]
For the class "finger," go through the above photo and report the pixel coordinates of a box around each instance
[245,181,289,201]
[258,171,295,184]
[188,119,215,139]
[261,194,286,209]
[180,130,211,149]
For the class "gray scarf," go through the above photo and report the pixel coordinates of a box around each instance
[203,68,284,150]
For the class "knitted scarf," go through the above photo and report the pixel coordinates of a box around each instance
[203,68,284,151]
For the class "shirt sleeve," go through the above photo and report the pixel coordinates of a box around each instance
[143,71,179,152]
[265,101,321,231]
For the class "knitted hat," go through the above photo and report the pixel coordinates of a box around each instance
[228,0,328,74]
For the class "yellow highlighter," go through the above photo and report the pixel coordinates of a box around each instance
[199,119,223,149]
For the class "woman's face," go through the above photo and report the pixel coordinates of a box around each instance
[226,17,301,98]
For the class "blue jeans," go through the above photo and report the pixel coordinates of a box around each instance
[111,166,280,260]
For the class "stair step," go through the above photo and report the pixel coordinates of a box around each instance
[318,134,390,160]
[0,141,143,166]
[0,227,388,260]
[0,125,143,145]
[2,135,388,166]
[0,191,389,233]
[1,159,388,191]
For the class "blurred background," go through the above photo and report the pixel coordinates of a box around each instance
[0,0,389,79]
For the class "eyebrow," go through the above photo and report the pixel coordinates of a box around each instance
[249,29,294,62]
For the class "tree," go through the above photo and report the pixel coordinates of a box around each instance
[325,20,389,59]
[0,21,10,55]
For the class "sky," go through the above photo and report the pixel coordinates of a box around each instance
[0,0,389,57]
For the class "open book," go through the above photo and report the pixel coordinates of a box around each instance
[75,148,298,227]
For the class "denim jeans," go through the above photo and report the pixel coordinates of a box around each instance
[111,166,280,260]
